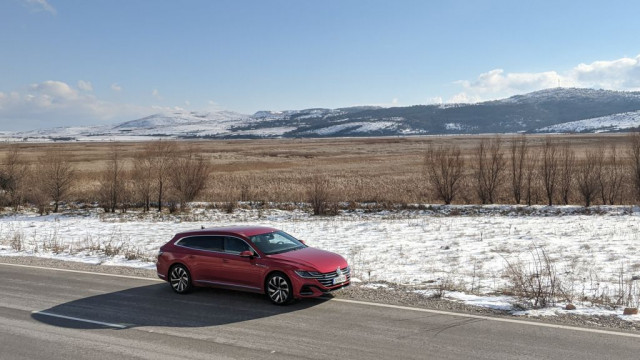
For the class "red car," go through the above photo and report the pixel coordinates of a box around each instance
[156,226,350,305]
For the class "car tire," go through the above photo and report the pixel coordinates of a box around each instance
[266,272,293,305]
[169,264,193,294]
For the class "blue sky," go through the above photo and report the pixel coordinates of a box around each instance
[1,0,640,130]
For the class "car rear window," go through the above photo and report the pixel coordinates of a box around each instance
[177,236,224,251]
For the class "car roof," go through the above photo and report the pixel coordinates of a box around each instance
[174,225,279,239]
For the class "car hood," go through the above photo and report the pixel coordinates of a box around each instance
[267,247,348,273]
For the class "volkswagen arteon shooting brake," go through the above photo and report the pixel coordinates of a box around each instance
[156,226,351,305]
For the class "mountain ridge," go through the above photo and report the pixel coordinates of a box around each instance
[5,88,640,142]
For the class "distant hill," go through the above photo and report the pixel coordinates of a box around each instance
[5,88,640,142]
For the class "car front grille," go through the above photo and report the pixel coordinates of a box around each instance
[306,266,351,287]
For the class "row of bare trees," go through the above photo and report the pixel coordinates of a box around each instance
[0,148,75,214]
[3,135,640,212]
[0,141,212,214]
[97,141,212,213]
[425,133,640,207]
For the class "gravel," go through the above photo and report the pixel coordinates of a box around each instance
[2,255,639,333]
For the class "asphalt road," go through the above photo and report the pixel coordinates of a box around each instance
[1,263,639,360]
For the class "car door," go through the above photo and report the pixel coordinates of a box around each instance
[177,235,224,284]
[217,236,265,290]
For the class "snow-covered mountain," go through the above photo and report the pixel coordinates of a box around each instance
[4,88,640,142]
[113,110,245,129]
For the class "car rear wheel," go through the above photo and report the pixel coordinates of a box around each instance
[266,273,293,305]
[169,264,192,294]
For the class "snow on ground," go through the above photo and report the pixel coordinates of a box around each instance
[445,123,464,131]
[1,205,640,320]
[233,127,298,137]
[305,121,398,135]
[413,288,640,321]
[537,110,640,133]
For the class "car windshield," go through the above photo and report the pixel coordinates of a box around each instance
[248,231,305,255]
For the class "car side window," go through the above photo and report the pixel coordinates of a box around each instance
[201,236,224,251]
[178,236,224,252]
[224,237,250,255]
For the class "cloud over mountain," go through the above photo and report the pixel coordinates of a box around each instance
[451,54,640,103]
[0,80,148,130]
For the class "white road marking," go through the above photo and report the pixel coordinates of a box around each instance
[331,298,640,339]
[0,262,163,282]
[3,262,640,338]
[32,311,127,329]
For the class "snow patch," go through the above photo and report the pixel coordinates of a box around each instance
[306,121,397,135]
[537,110,640,133]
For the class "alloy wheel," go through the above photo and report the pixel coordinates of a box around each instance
[170,265,191,294]
[267,274,291,304]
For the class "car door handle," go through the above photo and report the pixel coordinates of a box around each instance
[188,255,195,259]
[222,259,230,263]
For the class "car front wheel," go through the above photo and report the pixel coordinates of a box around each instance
[266,273,293,305]
[169,264,192,294]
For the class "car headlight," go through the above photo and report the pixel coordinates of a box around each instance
[294,270,316,278]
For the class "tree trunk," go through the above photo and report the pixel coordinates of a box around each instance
[157,181,163,212]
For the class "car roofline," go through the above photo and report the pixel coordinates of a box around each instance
[174,226,280,239]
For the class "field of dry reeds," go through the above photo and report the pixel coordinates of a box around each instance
[0,133,639,213]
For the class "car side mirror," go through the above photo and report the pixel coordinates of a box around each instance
[239,250,254,258]
[299,239,306,245]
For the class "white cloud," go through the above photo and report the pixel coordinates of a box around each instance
[391,98,399,105]
[570,56,640,89]
[151,105,186,112]
[0,80,150,130]
[184,100,191,106]
[77,80,93,92]
[449,54,640,103]
[426,96,443,105]
[111,83,122,92]
[30,80,78,100]
[456,69,560,95]
[25,0,56,15]
[448,93,482,104]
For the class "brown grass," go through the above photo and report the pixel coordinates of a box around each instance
[0,133,637,206]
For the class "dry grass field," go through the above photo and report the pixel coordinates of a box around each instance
[0,133,637,207]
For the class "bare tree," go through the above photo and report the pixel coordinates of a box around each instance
[37,151,75,213]
[524,149,540,206]
[27,173,50,215]
[576,150,602,207]
[510,135,528,204]
[0,145,28,210]
[473,137,505,204]
[132,149,154,212]
[147,141,178,212]
[629,132,640,202]
[424,145,465,205]
[119,170,134,213]
[170,146,212,210]
[558,143,575,205]
[541,138,559,206]
[98,146,124,213]
[599,144,625,205]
